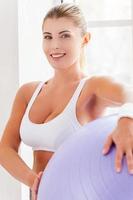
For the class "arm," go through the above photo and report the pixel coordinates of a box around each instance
[91,76,133,106]
[90,76,133,174]
[0,84,38,188]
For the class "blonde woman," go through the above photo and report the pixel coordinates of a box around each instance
[0,3,133,200]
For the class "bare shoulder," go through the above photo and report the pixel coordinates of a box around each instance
[19,81,42,104]
[86,75,124,105]
[87,75,114,86]
[86,75,115,93]
[0,81,42,150]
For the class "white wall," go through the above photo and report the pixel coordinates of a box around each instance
[18,0,53,85]
[0,0,21,199]
[18,1,54,199]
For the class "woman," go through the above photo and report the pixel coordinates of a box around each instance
[0,3,133,200]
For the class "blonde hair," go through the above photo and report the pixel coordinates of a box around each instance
[42,3,88,69]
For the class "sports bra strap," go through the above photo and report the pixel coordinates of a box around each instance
[26,81,45,113]
[25,77,88,114]
[69,77,88,106]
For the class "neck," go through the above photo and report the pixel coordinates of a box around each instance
[50,64,86,86]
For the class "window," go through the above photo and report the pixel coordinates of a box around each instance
[75,0,133,83]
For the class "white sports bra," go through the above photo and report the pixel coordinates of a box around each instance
[20,77,88,152]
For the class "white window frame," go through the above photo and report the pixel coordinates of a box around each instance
[74,0,133,57]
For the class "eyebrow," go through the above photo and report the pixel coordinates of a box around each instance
[43,30,71,35]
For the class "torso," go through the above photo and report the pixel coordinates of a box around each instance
[23,76,106,173]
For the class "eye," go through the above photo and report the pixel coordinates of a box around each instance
[61,34,70,39]
[43,35,52,40]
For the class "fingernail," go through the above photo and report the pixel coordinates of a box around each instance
[116,168,121,173]
[102,149,106,154]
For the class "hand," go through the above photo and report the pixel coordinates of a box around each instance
[102,117,133,174]
[31,171,43,200]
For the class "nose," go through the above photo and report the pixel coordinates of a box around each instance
[51,39,60,49]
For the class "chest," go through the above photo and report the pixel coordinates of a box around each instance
[28,81,97,125]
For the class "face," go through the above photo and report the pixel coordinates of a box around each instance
[42,17,85,70]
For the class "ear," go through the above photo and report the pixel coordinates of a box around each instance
[82,32,91,46]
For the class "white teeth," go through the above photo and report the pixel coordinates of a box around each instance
[51,53,65,58]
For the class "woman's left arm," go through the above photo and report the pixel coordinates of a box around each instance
[93,76,133,174]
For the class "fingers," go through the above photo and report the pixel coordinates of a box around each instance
[115,148,133,174]
[31,180,38,200]
[31,171,43,200]
[102,134,113,155]
[103,128,133,175]
[31,189,37,200]
[126,149,133,174]
[38,171,43,179]
[114,148,124,173]
[36,171,43,192]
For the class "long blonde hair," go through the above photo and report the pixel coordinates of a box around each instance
[42,3,88,69]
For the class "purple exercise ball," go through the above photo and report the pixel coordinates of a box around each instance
[37,114,133,200]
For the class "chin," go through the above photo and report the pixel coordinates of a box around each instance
[50,62,72,70]
[48,59,77,70]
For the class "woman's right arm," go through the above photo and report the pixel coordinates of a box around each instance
[0,83,38,188]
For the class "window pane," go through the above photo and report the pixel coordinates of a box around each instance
[77,0,132,20]
[84,27,133,83]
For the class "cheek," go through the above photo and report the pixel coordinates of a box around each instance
[69,42,82,57]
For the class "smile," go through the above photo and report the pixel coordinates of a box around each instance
[50,53,66,58]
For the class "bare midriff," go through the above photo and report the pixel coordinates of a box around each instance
[32,150,54,173]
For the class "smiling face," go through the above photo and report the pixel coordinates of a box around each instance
[42,17,84,70]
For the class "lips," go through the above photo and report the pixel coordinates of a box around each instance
[50,53,66,58]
